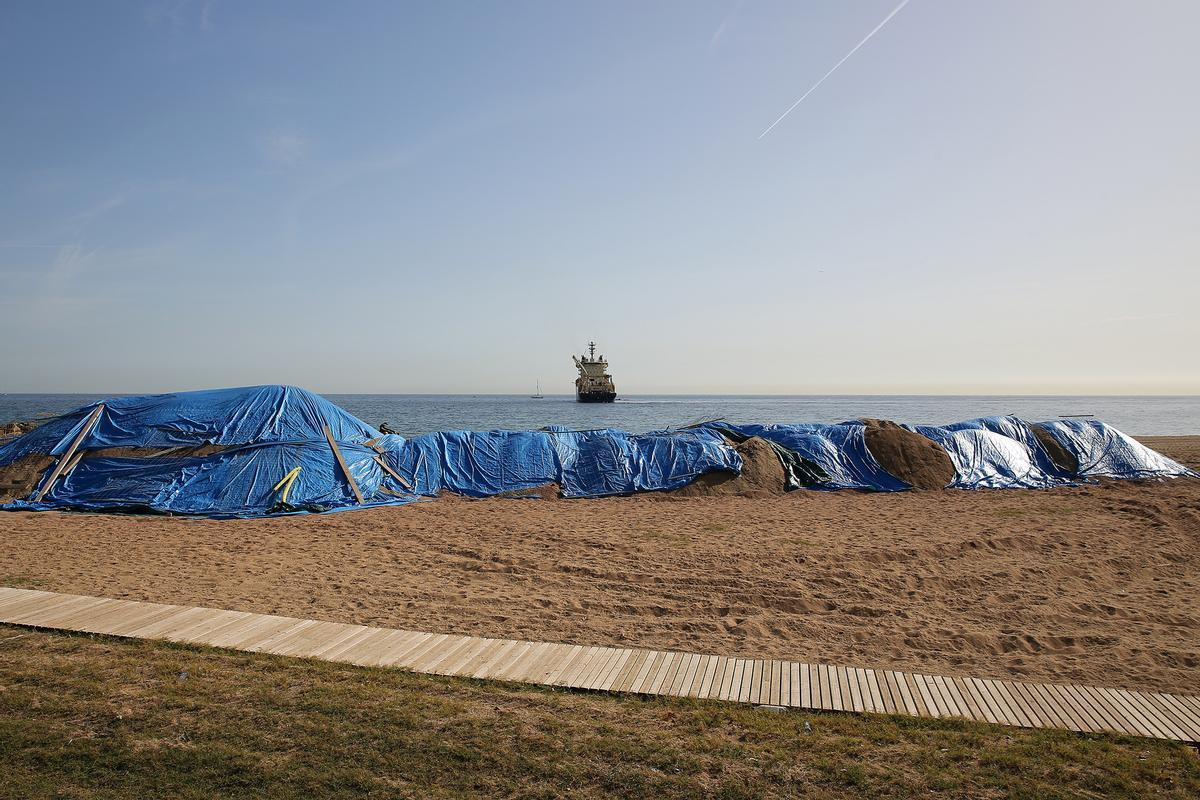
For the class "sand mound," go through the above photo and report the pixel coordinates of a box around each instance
[1031,425,1079,475]
[0,420,41,439]
[0,453,56,503]
[672,436,788,498]
[860,419,955,490]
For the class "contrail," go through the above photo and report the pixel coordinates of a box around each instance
[759,0,911,139]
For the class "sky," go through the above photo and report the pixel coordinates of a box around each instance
[1,0,1197,395]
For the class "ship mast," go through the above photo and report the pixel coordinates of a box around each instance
[588,341,597,360]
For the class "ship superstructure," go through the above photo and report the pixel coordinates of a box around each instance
[572,341,616,403]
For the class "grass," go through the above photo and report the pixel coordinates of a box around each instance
[1,626,1198,799]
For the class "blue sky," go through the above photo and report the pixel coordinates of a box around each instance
[1,0,1197,394]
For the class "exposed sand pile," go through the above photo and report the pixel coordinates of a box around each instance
[0,453,55,503]
[671,436,788,498]
[1,436,1196,694]
[860,418,956,490]
[0,420,41,439]
[1031,425,1080,475]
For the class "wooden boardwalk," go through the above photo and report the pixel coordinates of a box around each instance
[2,586,1198,743]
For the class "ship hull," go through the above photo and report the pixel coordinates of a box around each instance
[576,390,616,403]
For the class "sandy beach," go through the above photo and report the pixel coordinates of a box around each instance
[1,436,1196,695]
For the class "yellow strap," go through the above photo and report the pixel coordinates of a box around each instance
[272,466,302,504]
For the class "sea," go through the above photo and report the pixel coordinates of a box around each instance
[1,394,1197,437]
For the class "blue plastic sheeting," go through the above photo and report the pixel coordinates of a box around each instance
[710,422,909,491]
[1034,420,1197,480]
[904,421,1072,490]
[929,416,1075,479]
[0,386,409,518]
[556,428,741,498]
[389,430,560,498]
[384,427,742,499]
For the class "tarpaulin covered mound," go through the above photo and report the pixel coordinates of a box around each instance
[0,386,411,517]
[707,422,910,491]
[0,387,744,516]
[1033,419,1195,480]
[392,426,742,499]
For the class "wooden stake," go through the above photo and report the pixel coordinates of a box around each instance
[373,455,413,491]
[323,425,365,504]
[34,404,104,502]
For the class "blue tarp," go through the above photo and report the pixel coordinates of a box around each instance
[1,386,1194,517]
[0,386,744,515]
[0,386,403,517]
[904,420,1072,490]
[1034,420,1196,480]
[383,427,742,499]
[709,422,910,491]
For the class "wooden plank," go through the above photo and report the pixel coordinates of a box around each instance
[212,615,302,650]
[373,455,413,490]
[629,651,666,694]
[1062,683,1122,734]
[90,603,185,638]
[876,670,900,715]
[35,404,104,501]
[304,623,374,660]
[470,640,524,680]
[323,423,364,504]
[560,645,601,688]
[816,664,832,710]
[739,660,759,704]
[962,678,1001,725]
[931,675,963,718]
[578,647,620,689]
[1022,682,1073,731]
[695,655,723,700]
[0,590,58,615]
[1148,694,1200,742]
[610,649,649,693]
[912,674,943,718]
[484,641,535,682]
[719,659,742,702]
[43,598,129,630]
[861,669,884,714]
[845,667,864,712]
[648,653,681,695]
[1001,681,1046,728]
[1102,687,1172,739]
[5,595,102,626]
[168,610,255,645]
[422,636,480,674]
[771,660,785,707]
[1041,683,1091,732]
[1112,688,1183,741]
[979,679,1024,728]
[501,641,554,682]
[540,644,583,685]
[682,654,710,698]
[1153,694,1200,739]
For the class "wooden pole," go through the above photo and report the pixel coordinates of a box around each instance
[323,424,365,504]
[373,455,413,491]
[34,404,104,502]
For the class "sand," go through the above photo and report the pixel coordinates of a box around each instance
[671,436,788,497]
[861,418,957,489]
[0,436,1196,695]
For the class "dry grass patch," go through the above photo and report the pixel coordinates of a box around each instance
[1,627,1198,799]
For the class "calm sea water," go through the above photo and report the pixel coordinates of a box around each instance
[1,394,1197,436]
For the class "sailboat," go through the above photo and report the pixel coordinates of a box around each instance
[531,381,544,399]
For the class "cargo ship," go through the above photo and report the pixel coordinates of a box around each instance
[573,341,616,403]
